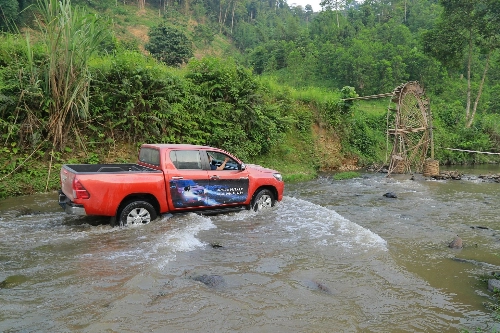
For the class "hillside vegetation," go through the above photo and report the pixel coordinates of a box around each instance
[0,0,499,198]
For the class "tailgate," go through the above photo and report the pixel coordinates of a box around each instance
[60,166,76,200]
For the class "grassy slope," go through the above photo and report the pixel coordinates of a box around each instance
[0,4,381,199]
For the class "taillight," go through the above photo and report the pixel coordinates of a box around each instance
[72,179,90,199]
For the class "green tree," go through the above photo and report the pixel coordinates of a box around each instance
[145,24,193,67]
[0,0,19,31]
[320,0,348,28]
[423,0,500,127]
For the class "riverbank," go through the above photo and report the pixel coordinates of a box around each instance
[3,149,499,200]
[2,133,498,200]
[0,123,358,199]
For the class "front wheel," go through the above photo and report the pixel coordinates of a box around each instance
[251,189,275,211]
[118,201,157,227]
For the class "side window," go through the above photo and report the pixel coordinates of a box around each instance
[207,151,237,171]
[170,150,202,170]
[139,147,160,166]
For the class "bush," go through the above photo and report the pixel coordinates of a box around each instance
[343,109,386,164]
[89,51,195,145]
[145,24,193,67]
[185,57,291,159]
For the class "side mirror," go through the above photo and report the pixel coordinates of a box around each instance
[184,186,191,191]
[239,163,246,171]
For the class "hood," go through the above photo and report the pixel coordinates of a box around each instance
[245,163,279,174]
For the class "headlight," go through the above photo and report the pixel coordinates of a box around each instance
[273,173,283,181]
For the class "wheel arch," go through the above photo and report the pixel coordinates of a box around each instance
[116,193,160,217]
[250,185,278,203]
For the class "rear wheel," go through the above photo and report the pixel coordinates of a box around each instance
[118,201,157,227]
[251,189,275,211]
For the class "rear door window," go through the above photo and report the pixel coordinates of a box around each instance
[139,147,160,166]
[170,150,202,170]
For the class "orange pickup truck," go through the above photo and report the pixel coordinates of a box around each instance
[58,144,284,226]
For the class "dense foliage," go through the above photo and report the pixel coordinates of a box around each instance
[87,53,294,160]
[1,0,500,199]
[0,0,19,31]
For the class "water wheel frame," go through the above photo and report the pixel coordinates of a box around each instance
[386,81,432,175]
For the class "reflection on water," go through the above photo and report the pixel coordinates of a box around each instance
[441,164,500,175]
[0,168,499,332]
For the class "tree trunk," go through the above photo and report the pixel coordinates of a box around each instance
[231,0,236,33]
[465,29,473,125]
[467,51,491,128]
[221,1,229,33]
[404,0,407,22]
[336,0,339,27]
[219,0,222,25]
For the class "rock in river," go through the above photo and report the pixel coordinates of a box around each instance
[448,235,463,249]
[192,274,226,289]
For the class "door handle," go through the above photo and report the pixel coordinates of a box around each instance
[171,176,183,180]
[239,177,249,180]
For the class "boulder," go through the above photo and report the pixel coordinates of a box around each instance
[192,274,226,288]
[448,236,463,249]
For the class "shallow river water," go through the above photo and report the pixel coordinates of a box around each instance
[1,166,500,332]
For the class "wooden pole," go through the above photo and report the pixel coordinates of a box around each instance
[429,102,434,160]
[341,92,394,101]
[444,148,500,155]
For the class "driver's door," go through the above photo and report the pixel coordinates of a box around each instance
[204,151,249,206]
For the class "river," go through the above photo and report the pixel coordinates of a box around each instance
[1,166,499,332]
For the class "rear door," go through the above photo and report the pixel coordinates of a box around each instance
[203,150,249,206]
[166,150,210,209]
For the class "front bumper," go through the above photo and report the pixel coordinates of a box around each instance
[58,190,87,216]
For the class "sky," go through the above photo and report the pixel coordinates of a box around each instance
[288,0,323,12]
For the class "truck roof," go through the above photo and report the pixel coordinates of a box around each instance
[141,144,213,150]
[141,144,236,160]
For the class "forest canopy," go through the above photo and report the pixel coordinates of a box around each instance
[1,0,500,198]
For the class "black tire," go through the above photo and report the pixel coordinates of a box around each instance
[118,201,157,227]
[251,189,275,212]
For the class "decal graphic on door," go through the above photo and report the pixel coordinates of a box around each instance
[170,179,209,208]
[170,179,249,208]
[206,179,249,206]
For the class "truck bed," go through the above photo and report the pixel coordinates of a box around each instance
[63,164,160,174]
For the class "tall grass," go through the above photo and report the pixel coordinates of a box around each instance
[27,0,109,150]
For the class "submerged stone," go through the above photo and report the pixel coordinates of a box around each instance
[192,274,225,288]
[448,236,463,249]
[0,275,29,288]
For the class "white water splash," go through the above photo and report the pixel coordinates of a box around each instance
[275,196,387,251]
[154,213,216,269]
